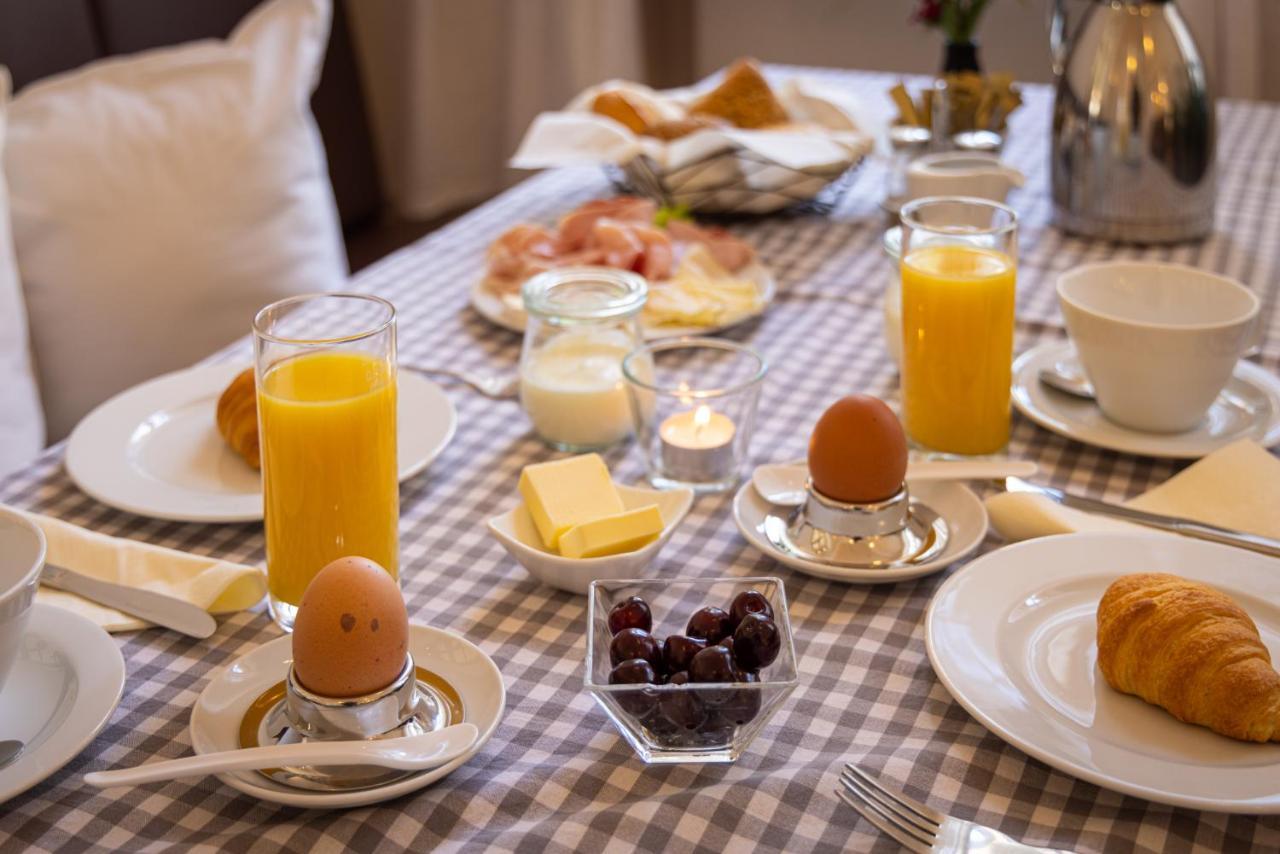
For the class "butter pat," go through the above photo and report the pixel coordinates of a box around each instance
[559,505,665,559]
[518,454,625,550]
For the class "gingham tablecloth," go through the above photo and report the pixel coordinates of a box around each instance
[3,69,1279,853]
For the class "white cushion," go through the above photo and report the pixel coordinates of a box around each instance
[0,71,44,476]
[6,0,348,441]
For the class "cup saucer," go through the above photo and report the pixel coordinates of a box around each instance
[1012,341,1280,459]
[188,623,505,809]
[732,476,988,584]
[0,603,125,805]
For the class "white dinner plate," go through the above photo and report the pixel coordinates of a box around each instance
[66,362,457,524]
[470,261,778,340]
[189,623,505,809]
[0,603,126,805]
[1012,341,1280,459]
[926,532,1280,813]
[732,477,988,584]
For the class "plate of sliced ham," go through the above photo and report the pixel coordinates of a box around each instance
[473,196,776,339]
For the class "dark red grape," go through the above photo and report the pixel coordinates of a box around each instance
[607,596,652,635]
[686,606,732,643]
[610,628,661,669]
[715,685,761,726]
[659,671,707,731]
[728,589,774,630]
[663,635,707,673]
[689,645,736,683]
[609,658,657,717]
[733,613,781,670]
[717,636,735,658]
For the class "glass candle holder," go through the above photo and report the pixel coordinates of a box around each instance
[253,293,399,632]
[622,338,766,494]
[520,268,647,452]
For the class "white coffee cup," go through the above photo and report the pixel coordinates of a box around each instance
[1057,262,1260,433]
[0,506,45,692]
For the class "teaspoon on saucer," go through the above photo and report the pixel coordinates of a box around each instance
[83,723,479,789]
[0,739,23,770]
[753,459,1040,507]
[1039,357,1258,415]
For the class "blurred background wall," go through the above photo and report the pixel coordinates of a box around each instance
[346,0,1280,222]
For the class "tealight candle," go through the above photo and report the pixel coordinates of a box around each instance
[659,404,736,482]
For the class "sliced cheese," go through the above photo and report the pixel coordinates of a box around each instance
[518,454,625,550]
[559,504,664,559]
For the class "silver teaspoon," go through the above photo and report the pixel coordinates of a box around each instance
[83,723,478,789]
[0,739,23,770]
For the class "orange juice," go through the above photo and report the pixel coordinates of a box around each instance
[259,351,398,606]
[901,244,1016,455]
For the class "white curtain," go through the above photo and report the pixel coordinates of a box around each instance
[1179,0,1280,102]
[347,0,644,219]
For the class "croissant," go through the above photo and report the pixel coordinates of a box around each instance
[1097,573,1280,742]
[216,368,260,470]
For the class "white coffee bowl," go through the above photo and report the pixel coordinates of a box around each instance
[1057,262,1260,433]
[0,507,47,691]
[488,483,693,595]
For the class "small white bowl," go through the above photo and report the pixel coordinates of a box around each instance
[488,483,693,595]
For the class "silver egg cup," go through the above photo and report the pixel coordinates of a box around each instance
[252,653,453,792]
[763,479,949,569]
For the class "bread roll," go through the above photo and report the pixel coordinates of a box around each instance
[216,368,260,470]
[688,58,788,129]
[1097,573,1280,742]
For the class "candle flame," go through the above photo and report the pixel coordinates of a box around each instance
[693,405,712,431]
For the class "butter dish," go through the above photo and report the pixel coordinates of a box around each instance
[488,483,693,594]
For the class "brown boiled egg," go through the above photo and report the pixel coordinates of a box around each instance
[808,395,908,504]
[292,556,409,698]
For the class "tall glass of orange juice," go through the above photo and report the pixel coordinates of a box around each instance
[900,197,1018,456]
[253,294,398,631]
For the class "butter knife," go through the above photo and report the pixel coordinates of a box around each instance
[1004,477,1280,559]
[40,563,218,638]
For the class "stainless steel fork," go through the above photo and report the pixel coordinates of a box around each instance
[399,363,518,399]
[837,763,1071,853]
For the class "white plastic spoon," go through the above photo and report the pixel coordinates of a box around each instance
[752,459,1040,507]
[83,722,479,789]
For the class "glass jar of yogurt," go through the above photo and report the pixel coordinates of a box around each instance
[520,267,648,451]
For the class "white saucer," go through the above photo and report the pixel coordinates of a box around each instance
[1012,341,1280,459]
[66,362,458,523]
[732,477,988,584]
[927,533,1280,813]
[189,623,505,809]
[0,603,125,805]
[470,262,777,340]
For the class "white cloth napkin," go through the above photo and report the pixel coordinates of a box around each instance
[14,507,267,632]
[986,440,1280,542]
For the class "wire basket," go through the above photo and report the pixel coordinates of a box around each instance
[606,144,866,216]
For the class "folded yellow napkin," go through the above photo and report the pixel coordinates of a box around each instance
[986,440,1280,542]
[14,508,267,632]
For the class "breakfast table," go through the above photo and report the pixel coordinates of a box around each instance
[2,67,1279,853]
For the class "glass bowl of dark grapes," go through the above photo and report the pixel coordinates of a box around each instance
[585,576,797,763]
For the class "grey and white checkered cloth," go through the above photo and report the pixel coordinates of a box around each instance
[2,69,1278,853]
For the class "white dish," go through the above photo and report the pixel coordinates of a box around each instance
[488,483,693,595]
[1012,341,1280,459]
[926,532,1280,814]
[189,623,505,809]
[732,477,987,584]
[470,261,777,340]
[66,362,458,523]
[0,603,125,805]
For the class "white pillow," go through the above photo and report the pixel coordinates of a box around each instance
[0,71,44,475]
[6,0,348,441]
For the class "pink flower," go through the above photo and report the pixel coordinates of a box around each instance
[914,0,943,24]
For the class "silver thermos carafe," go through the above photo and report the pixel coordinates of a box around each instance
[1050,0,1216,243]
